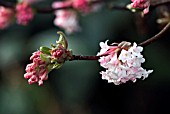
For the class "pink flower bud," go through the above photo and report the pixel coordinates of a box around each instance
[28,75,38,84]
[24,73,32,79]
[24,51,49,86]
[38,80,43,86]
[30,51,41,60]
[52,49,64,58]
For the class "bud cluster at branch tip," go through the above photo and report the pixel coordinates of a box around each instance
[127,0,150,15]
[97,40,153,85]
[24,31,72,86]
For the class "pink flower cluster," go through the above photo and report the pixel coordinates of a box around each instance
[0,6,14,29]
[51,44,72,63]
[131,0,150,14]
[51,1,82,34]
[16,2,34,25]
[97,40,153,85]
[53,9,81,34]
[0,1,34,29]
[24,35,72,86]
[24,51,49,86]
[52,0,101,33]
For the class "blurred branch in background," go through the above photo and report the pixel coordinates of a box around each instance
[139,21,170,46]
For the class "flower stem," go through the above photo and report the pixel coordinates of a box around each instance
[70,21,170,61]
[36,6,72,14]
[70,55,99,61]
[139,21,170,46]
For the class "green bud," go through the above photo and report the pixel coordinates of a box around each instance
[40,46,51,55]
[51,44,56,49]
[40,53,51,63]
[52,63,63,69]
[51,58,57,63]
[57,31,68,49]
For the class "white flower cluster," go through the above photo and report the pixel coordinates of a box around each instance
[98,41,153,85]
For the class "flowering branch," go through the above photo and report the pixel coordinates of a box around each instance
[0,0,168,85]
[36,0,102,13]
[1,0,170,14]
[139,21,170,46]
[67,21,170,61]
[27,30,159,86]
[25,0,170,14]
[0,0,170,32]
[24,32,153,86]
[70,55,99,61]
[0,0,102,13]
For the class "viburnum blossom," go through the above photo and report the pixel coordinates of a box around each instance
[131,0,150,14]
[52,1,81,34]
[0,6,14,29]
[51,44,72,63]
[52,0,102,33]
[24,32,72,86]
[24,51,49,86]
[97,40,153,85]
[15,2,34,25]
[53,10,81,34]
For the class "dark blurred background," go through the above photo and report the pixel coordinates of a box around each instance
[0,0,170,114]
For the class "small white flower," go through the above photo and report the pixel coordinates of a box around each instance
[118,49,131,63]
[97,40,110,56]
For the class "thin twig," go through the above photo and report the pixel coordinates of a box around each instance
[71,21,170,61]
[36,6,72,13]
[139,21,170,46]
[70,55,99,61]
